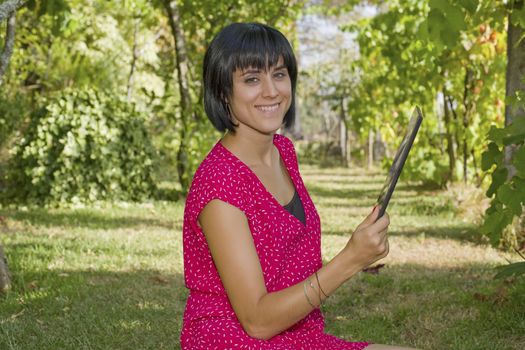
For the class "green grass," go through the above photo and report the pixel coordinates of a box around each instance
[1,165,524,349]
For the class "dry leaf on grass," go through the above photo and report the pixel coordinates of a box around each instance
[151,275,169,284]
[473,286,508,305]
[362,264,386,274]
[473,292,489,302]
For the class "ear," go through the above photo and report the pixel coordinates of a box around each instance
[220,93,228,105]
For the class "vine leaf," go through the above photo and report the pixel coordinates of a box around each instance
[481,142,501,171]
[486,167,508,197]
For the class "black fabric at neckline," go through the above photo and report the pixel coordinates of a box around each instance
[282,189,306,225]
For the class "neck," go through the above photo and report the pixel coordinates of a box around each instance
[221,128,277,167]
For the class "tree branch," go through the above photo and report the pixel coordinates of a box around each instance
[0,0,26,22]
[0,10,16,85]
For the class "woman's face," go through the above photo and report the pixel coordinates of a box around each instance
[228,57,292,135]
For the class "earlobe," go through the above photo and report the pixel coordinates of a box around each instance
[224,101,238,124]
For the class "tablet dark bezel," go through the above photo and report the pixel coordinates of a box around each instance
[376,107,423,220]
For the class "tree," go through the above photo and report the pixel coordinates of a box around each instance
[162,0,194,192]
[0,0,27,293]
[481,0,525,249]
[505,0,525,178]
[0,0,26,85]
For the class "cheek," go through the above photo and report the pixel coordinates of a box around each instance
[278,80,292,97]
[231,89,258,108]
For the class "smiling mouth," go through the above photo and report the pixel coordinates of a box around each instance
[255,103,280,113]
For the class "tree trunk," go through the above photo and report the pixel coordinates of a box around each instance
[282,20,302,139]
[0,9,16,86]
[339,96,349,167]
[0,0,25,22]
[127,19,140,101]
[0,245,10,293]
[368,129,374,169]
[461,67,474,184]
[447,96,461,168]
[505,1,525,179]
[163,0,193,193]
[0,0,26,292]
[442,89,456,182]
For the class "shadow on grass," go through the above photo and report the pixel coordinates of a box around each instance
[306,184,379,201]
[325,224,483,243]
[0,208,176,231]
[0,268,187,350]
[307,186,448,216]
[300,168,382,177]
[2,263,522,350]
[323,263,525,350]
[388,225,484,242]
[304,178,384,186]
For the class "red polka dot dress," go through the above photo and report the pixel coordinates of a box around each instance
[180,134,369,349]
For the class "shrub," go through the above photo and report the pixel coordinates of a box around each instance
[0,92,29,150]
[3,89,156,205]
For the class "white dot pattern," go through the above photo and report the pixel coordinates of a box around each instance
[180,134,369,349]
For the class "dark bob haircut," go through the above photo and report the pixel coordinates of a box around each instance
[203,22,298,132]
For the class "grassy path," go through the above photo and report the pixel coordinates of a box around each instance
[0,165,523,349]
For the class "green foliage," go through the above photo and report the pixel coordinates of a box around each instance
[1,0,307,199]
[481,118,525,246]
[0,92,29,150]
[340,0,506,187]
[3,89,156,205]
[495,260,525,279]
[398,144,450,188]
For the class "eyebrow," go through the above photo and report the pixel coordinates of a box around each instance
[241,69,260,76]
[240,65,287,76]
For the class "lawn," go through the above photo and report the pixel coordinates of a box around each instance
[0,165,524,349]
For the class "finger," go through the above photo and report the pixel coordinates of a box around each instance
[369,217,389,234]
[361,205,380,227]
[373,211,390,231]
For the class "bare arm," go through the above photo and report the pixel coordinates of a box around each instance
[199,201,389,340]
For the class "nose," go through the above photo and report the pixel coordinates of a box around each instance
[261,74,278,98]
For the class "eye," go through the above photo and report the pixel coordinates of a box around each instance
[274,71,287,79]
[244,76,259,84]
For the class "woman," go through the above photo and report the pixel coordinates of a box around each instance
[181,22,416,350]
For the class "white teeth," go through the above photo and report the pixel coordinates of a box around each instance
[256,103,279,112]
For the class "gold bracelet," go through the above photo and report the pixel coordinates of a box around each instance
[303,279,317,308]
[307,276,322,305]
[315,271,329,299]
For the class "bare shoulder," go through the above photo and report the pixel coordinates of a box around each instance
[199,198,247,229]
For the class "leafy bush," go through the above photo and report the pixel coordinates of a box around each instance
[2,89,156,205]
[0,92,28,150]
[481,117,525,248]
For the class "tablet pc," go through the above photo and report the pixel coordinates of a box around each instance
[376,106,423,220]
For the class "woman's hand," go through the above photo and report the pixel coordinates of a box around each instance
[341,206,390,273]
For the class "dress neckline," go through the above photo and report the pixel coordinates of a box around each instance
[216,134,308,229]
